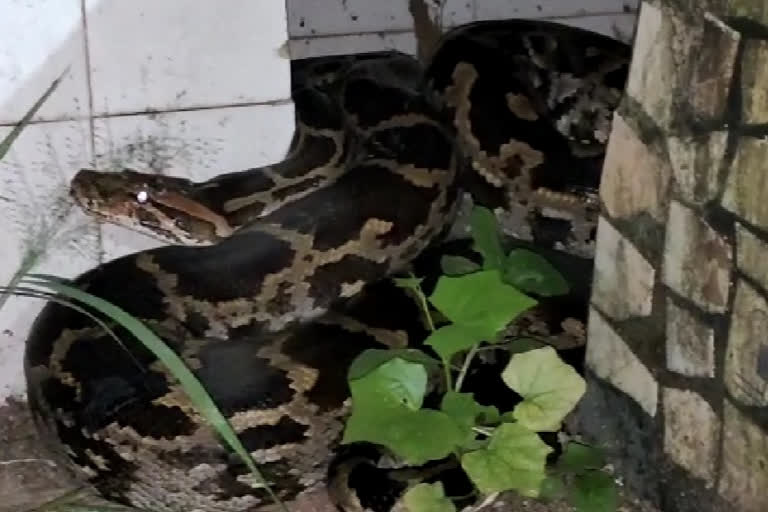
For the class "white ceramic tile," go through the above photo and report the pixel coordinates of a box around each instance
[440,0,476,28]
[289,32,418,59]
[289,12,636,60]
[0,0,90,124]
[0,120,98,401]
[85,0,292,116]
[92,102,295,260]
[288,0,411,37]
[475,0,638,20]
[93,103,295,180]
[288,0,473,38]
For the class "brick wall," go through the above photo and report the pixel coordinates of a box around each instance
[574,2,768,511]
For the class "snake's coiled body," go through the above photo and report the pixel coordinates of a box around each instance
[23,19,631,512]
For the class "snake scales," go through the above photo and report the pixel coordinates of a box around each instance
[23,19,630,512]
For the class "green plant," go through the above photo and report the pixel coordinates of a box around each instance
[340,206,617,512]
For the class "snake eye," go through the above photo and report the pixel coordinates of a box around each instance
[136,190,149,204]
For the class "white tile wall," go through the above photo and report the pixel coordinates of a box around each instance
[92,104,295,181]
[0,0,89,124]
[85,0,292,116]
[0,120,98,399]
[287,0,641,57]
[0,0,293,402]
[437,0,477,27]
[290,32,419,60]
[0,120,96,287]
[474,0,637,20]
[290,12,637,59]
[288,0,474,37]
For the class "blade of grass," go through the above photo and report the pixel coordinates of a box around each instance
[0,285,146,374]
[0,248,42,312]
[0,70,70,312]
[0,68,68,160]
[22,274,287,511]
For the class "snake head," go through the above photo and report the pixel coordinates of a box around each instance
[71,168,231,246]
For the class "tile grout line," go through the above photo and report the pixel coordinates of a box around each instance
[0,98,294,129]
[79,0,95,161]
[79,0,104,263]
[89,97,294,119]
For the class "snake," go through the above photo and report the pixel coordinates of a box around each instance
[23,19,631,512]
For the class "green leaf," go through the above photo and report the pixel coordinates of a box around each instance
[348,349,439,380]
[441,391,499,444]
[500,411,517,424]
[402,482,457,512]
[441,391,499,426]
[501,346,586,432]
[571,471,618,512]
[424,324,487,362]
[429,270,537,339]
[558,442,607,475]
[462,437,489,451]
[503,249,570,297]
[470,206,505,269]
[343,357,463,464]
[343,406,463,465]
[440,255,481,276]
[349,357,427,410]
[461,422,552,497]
[539,475,567,501]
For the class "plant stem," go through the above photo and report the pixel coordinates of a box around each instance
[409,279,449,389]
[414,286,435,332]
[395,273,436,332]
[455,343,479,392]
[471,426,494,437]
[442,357,454,391]
[0,249,41,312]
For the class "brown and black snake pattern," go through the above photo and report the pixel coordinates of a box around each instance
[23,19,631,512]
